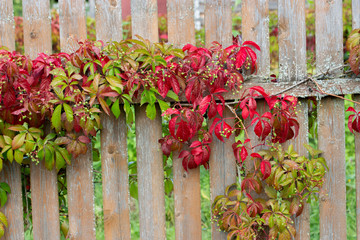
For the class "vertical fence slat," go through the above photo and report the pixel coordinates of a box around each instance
[131,2,166,239]
[59,0,87,53]
[278,1,309,239]
[23,1,61,239]
[204,0,232,47]
[167,1,202,239]
[0,0,15,50]
[59,1,96,239]
[204,1,235,240]
[0,162,24,240]
[135,105,166,240]
[0,2,24,240]
[316,2,346,239]
[353,0,360,29]
[95,0,122,42]
[242,0,270,77]
[278,0,306,81]
[96,1,131,239]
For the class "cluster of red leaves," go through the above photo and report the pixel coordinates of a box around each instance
[159,37,299,172]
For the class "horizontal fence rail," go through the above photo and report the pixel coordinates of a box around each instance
[0,0,359,239]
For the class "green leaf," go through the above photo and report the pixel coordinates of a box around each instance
[58,147,71,165]
[0,183,10,193]
[44,146,55,170]
[111,99,121,119]
[164,179,173,195]
[12,132,26,150]
[154,55,167,67]
[52,104,63,132]
[6,149,13,163]
[0,212,7,227]
[0,223,4,238]
[0,189,7,207]
[123,99,134,124]
[129,182,138,199]
[146,104,156,120]
[157,99,170,114]
[55,150,66,171]
[14,150,24,164]
[63,103,74,123]
[166,90,179,101]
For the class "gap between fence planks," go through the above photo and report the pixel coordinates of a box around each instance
[131,2,166,239]
[0,1,24,240]
[96,1,131,239]
[59,0,96,239]
[316,0,347,239]
[167,1,202,239]
[204,1,236,239]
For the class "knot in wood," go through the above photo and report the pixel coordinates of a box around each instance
[30,31,37,39]
[110,0,117,7]
[107,145,116,154]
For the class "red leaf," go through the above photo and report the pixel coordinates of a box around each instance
[260,160,271,180]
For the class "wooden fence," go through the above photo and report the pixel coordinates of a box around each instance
[0,0,359,239]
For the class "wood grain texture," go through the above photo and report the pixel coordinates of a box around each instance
[0,2,23,240]
[59,0,87,53]
[135,105,166,240]
[241,0,270,77]
[204,0,232,47]
[0,0,15,50]
[173,159,201,240]
[95,0,122,42]
[96,3,130,240]
[167,1,201,239]
[22,1,60,239]
[353,0,360,29]
[60,1,95,238]
[289,100,310,240]
[278,0,306,81]
[167,0,195,46]
[318,97,346,240]
[131,0,159,42]
[354,95,360,240]
[209,109,236,240]
[66,148,95,240]
[101,114,131,240]
[0,162,24,240]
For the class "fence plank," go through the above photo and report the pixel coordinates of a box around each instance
[354,95,360,240]
[59,0,87,53]
[95,0,122,42]
[353,0,360,29]
[96,1,131,240]
[0,162,24,240]
[167,1,202,239]
[204,0,232,47]
[0,2,24,240]
[242,0,270,77]
[59,1,96,239]
[131,2,166,239]
[22,1,61,239]
[278,1,309,239]
[0,0,15,50]
[131,0,159,42]
[278,0,306,81]
[204,1,236,239]
[135,105,166,240]
[100,114,131,240]
[315,1,346,239]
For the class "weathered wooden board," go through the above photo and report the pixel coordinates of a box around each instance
[203,1,236,239]
[96,1,131,239]
[0,0,15,50]
[100,114,131,240]
[241,0,270,77]
[316,2,346,239]
[135,105,166,240]
[278,0,306,81]
[0,2,24,240]
[95,0,122,43]
[23,1,61,239]
[204,0,232,47]
[59,0,96,239]
[59,0,87,53]
[0,162,24,240]
[353,0,360,29]
[167,1,202,239]
[131,0,159,42]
